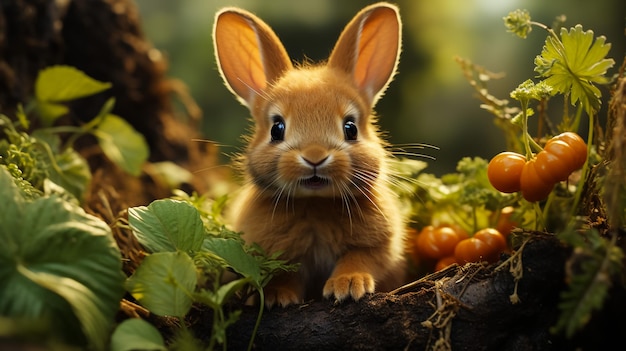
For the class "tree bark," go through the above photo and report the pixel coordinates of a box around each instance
[0,0,223,207]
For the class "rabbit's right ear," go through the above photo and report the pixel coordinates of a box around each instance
[328,3,401,107]
[213,8,292,107]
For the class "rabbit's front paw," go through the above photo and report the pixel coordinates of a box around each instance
[264,284,302,309]
[323,272,375,302]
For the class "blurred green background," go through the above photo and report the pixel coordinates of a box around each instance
[134,0,624,176]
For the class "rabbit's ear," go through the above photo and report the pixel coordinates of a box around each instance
[213,8,292,107]
[328,3,401,107]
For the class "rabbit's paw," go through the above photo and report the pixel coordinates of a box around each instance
[264,284,302,309]
[323,272,375,302]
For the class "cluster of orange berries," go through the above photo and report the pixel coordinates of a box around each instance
[408,208,515,271]
[487,132,587,202]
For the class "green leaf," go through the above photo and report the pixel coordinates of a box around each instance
[34,102,70,125]
[149,161,193,189]
[203,237,262,283]
[125,251,197,318]
[93,114,149,176]
[128,199,205,253]
[553,229,624,338]
[194,278,252,309]
[110,319,167,351]
[0,168,125,350]
[47,147,92,200]
[35,65,111,103]
[15,104,30,129]
[30,130,92,200]
[534,25,615,114]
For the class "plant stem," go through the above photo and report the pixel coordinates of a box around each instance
[248,288,265,351]
[568,111,593,222]
[520,100,534,159]
[570,105,584,132]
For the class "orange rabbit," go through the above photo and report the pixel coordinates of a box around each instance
[213,2,406,308]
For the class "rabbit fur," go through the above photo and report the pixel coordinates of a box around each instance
[213,2,407,308]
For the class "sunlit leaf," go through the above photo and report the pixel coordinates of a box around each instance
[126,251,197,318]
[33,102,69,126]
[93,114,149,176]
[128,199,205,253]
[149,161,193,189]
[35,65,111,103]
[534,25,614,114]
[110,318,167,351]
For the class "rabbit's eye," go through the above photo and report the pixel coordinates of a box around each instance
[344,118,358,141]
[271,116,285,142]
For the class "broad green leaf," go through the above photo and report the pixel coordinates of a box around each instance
[110,319,167,351]
[125,251,197,318]
[203,237,261,282]
[35,65,111,102]
[128,199,205,253]
[534,25,614,115]
[93,114,149,176]
[0,168,125,350]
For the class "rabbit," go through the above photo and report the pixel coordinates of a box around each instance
[212,2,407,308]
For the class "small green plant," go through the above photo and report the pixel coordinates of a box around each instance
[115,195,297,351]
[0,65,152,350]
[504,12,621,338]
[30,66,150,178]
[1,66,149,202]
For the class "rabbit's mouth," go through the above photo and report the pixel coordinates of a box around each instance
[301,176,330,189]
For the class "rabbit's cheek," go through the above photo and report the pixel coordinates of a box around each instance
[276,152,308,183]
[321,152,351,182]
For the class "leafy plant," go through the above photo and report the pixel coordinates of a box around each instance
[30,65,149,178]
[33,66,112,125]
[450,8,622,339]
[408,157,513,234]
[119,197,297,350]
[554,228,623,337]
[0,167,125,350]
[0,65,153,350]
[1,66,149,203]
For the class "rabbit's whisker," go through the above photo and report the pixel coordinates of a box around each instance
[391,151,437,161]
[190,163,234,174]
[349,171,388,222]
[237,78,272,102]
[390,142,439,150]
[336,183,356,234]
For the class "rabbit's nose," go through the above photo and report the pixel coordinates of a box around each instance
[301,145,329,167]
[302,156,329,167]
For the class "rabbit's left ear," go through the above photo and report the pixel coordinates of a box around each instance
[328,3,401,107]
[213,8,292,107]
